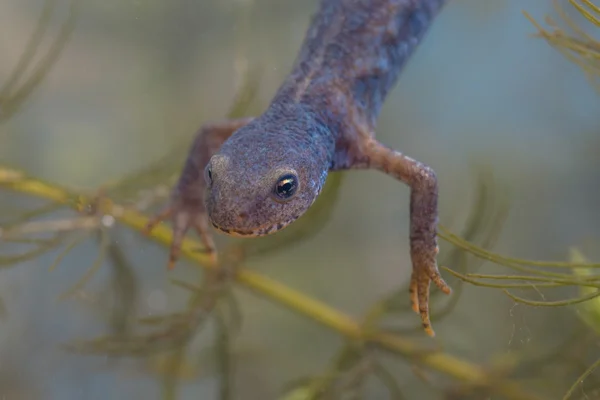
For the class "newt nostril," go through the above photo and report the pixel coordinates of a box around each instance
[238,211,249,221]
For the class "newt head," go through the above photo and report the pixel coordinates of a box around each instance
[203,117,331,238]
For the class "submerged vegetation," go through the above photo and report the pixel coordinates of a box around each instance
[524,0,600,93]
[0,0,599,399]
[0,0,80,122]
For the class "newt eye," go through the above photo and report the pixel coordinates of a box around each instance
[204,164,213,185]
[273,173,298,200]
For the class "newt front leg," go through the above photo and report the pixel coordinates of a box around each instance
[353,138,451,336]
[144,117,254,268]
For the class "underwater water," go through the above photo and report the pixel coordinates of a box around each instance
[0,0,599,399]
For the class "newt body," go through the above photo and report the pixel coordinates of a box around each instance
[147,0,452,336]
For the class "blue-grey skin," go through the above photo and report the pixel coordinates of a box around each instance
[146,0,452,336]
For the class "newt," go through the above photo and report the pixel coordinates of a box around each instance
[146,0,452,336]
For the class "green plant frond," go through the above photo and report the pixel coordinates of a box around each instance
[280,385,315,400]
[106,237,138,337]
[0,202,63,229]
[161,346,186,400]
[65,263,231,356]
[64,334,182,356]
[291,344,368,400]
[425,167,509,320]
[570,0,600,27]
[146,278,242,333]
[48,231,91,271]
[562,357,600,400]
[371,360,406,399]
[523,0,600,93]
[169,278,202,293]
[5,0,80,111]
[502,287,600,307]
[138,313,188,327]
[58,227,110,300]
[291,345,405,400]
[0,231,65,267]
[0,199,102,273]
[64,298,203,357]
[448,270,600,289]
[0,0,81,122]
[570,248,600,336]
[214,309,234,400]
[218,290,244,336]
[0,0,58,99]
[169,279,243,333]
[1,216,100,238]
[440,227,600,270]
[466,272,600,283]
[1,235,61,246]
[443,241,600,310]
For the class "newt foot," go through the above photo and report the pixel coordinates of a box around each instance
[409,244,451,337]
[144,200,217,269]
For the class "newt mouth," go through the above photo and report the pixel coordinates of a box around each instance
[210,217,298,237]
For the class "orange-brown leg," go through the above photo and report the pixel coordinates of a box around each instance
[144,117,254,269]
[355,138,451,336]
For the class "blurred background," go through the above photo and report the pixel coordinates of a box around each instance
[0,0,599,399]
